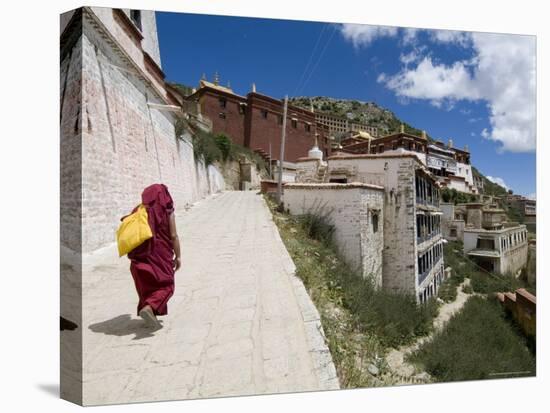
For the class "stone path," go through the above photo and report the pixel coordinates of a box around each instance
[77,191,338,405]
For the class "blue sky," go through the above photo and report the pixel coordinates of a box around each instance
[157,12,536,198]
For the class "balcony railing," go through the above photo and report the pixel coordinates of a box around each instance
[416,196,440,208]
[417,230,441,245]
[418,256,443,285]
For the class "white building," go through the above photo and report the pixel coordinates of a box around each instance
[463,225,529,275]
[284,183,385,286]
[290,153,446,303]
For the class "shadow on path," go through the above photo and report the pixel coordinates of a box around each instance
[88,314,162,340]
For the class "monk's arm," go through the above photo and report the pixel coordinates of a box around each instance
[169,212,181,271]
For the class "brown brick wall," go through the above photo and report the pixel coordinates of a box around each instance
[193,88,330,161]
[199,91,247,146]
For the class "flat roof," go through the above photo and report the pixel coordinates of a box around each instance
[327,152,422,162]
[464,224,526,234]
[467,249,500,258]
[284,182,384,191]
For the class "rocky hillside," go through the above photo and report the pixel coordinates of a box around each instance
[290,96,428,138]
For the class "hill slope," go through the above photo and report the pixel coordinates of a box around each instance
[290,96,428,138]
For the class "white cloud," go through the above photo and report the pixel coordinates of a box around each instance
[527,193,536,200]
[402,28,419,45]
[486,176,509,190]
[376,32,536,152]
[431,30,471,47]
[340,24,398,48]
[380,57,480,101]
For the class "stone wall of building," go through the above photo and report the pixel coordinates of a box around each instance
[60,12,84,404]
[466,205,483,229]
[61,10,225,254]
[295,159,320,182]
[326,155,420,294]
[283,183,384,286]
[198,89,247,146]
[455,161,474,187]
[501,241,529,275]
[464,225,528,275]
[192,88,331,162]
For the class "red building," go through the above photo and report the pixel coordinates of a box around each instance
[186,79,331,162]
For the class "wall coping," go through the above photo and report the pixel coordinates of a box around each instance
[327,153,422,163]
[463,224,527,234]
[284,182,384,191]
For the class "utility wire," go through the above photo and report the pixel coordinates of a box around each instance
[296,24,337,97]
[292,23,328,97]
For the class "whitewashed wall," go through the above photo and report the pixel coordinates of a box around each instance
[284,184,384,287]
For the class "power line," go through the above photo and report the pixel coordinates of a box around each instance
[296,24,337,97]
[292,23,328,97]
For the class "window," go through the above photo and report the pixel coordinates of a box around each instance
[372,212,379,233]
[261,109,268,119]
[238,103,245,115]
[130,10,142,31]
[277,115,283,124]
[219,112,226,119]
[305,123,311,132]
[291,119,297,128]
[219,98,227,108]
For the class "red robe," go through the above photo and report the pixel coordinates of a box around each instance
[126,184,175,316]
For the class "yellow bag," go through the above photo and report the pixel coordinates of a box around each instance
[116,204,153,257]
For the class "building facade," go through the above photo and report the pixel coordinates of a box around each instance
[503,194,537,225]
[185,80,332,162]
[463,224,529,275]
[315,112,378,137]
[291,153,445,303]
[284,183,385,286]
[340,128,477,194]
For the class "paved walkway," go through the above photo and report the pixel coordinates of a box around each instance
[79,191,338,405]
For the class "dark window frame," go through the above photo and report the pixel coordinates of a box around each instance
[130,10,142,31]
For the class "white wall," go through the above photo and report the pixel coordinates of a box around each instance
[66,16,225,253]
[284,184,384,286]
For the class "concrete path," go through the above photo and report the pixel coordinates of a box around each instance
[79,191,338,405]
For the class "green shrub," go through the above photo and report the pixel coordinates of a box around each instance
[215,133,232,161]
[296,202,336,247]
[411,296,535,382]
[191,130,268,173]
[438,278,458,302]
[193,129,223,165]
[441,188,478,204]
[320,250,437,347]
[462,284,473,294]
[470,272,525,295]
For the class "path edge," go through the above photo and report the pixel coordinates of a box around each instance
[261,196,341,391]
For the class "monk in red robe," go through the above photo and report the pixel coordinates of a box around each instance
[125,184,181,328]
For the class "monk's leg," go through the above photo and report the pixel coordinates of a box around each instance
[146,283,175,316]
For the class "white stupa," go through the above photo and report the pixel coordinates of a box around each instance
[308,136,323,160]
